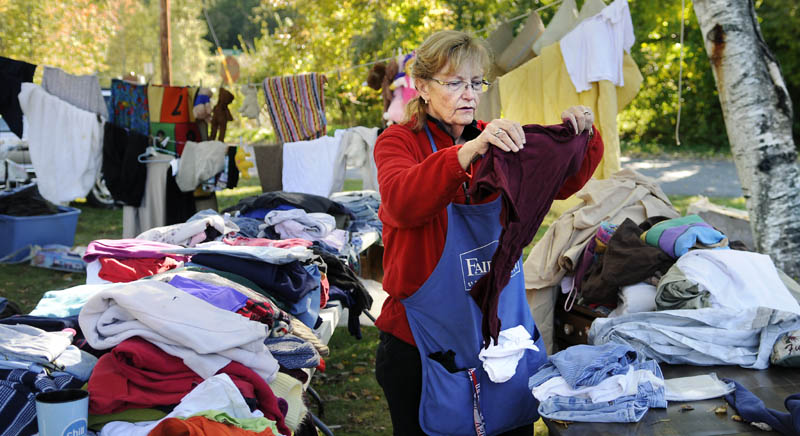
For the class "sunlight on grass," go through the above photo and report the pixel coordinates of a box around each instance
[215,178,263,210]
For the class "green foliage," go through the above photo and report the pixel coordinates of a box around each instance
[620,1,727,154]
[756,0,800,143]
[0,0,116,76]
[204,0,262,49]
[0,0,796,152]
[236,0,551,129]
[0,0,214,86]
[620,0,799,155]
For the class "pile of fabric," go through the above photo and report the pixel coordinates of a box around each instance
[0,189,379,435]
[0,318,94,436]
[524,168,800,370]
[528,343,665,423]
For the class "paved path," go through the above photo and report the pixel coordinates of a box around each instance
[621,156,742,198]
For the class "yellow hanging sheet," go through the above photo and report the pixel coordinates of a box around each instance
[499,42,642,182]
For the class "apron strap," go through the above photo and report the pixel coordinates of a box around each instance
[467,368,487,436]
[424,124,471,204]
[423,124,438,153]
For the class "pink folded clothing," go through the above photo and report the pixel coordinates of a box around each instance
[223,236,313,248]
[84,239,190,262]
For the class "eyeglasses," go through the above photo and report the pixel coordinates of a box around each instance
[430,78,490,94]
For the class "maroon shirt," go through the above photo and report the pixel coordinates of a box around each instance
[468,122,602,347]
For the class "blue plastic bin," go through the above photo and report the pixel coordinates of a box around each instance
[0,206,81,262]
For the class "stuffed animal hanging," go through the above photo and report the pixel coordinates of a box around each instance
[238,84,260,120]
[210,87,235,141]
[193,88,213,122]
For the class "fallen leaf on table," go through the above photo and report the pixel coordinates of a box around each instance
[714,405,728,415]
[732,415,743,422]
[679,404,694,412]
[551,420,571,428]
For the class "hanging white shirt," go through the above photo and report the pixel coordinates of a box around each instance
[560,0,635,92]
[18,83,104,204]
[282,131,344,197]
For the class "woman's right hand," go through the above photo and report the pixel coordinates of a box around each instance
[458,119,525,170]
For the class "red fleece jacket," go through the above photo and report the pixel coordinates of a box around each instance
[374,118,604,346]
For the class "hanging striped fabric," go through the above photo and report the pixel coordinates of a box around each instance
[262,73,328,143]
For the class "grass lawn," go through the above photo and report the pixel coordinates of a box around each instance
[0,179,748,436]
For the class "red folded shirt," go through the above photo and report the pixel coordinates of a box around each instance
[98,256,180,282]
[87,336,289,435]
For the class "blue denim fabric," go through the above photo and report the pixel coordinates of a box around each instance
[529,343,640,390]
[589,307,800,369]
[52,346,98,382]
[529,347,665,423]
[538,375,665,423]
[231,217,263,238]
[330,191,382,233]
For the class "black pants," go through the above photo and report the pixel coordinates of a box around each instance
[375,331,534,436]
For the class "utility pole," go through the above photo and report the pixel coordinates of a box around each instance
[159,0,172,85]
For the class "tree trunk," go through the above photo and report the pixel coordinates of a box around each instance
[692,0,800,278]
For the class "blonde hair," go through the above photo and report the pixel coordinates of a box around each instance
[404,30,491,131]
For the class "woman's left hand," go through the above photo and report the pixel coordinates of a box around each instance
[561,106,594,135]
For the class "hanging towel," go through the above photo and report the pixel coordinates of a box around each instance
[496,11,545,72]
[262,73,328,143]
[239,84,260,119]
[18,83,104,204]
[0,56,36,138]
[532,0,579,55]
[103,122,148,207]
[42,66,109,119]
[147,85,165,123]
[110,78,149,135]
[282,132,344,197]
[176,141,229,192]
[332,126,380,192]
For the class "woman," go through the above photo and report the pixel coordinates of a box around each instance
[373,30,603,435]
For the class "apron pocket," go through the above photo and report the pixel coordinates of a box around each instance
[480,339,548,434]
[419,357,477,436]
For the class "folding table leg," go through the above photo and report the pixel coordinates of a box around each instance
[306,385,324,418]
[310,412,335,436]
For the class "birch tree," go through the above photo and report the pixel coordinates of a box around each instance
[692,0,800,278]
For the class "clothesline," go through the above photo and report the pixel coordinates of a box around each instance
[323,0,564,76]
[474,0,564,35]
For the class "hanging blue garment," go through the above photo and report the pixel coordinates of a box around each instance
[399,127,548,435]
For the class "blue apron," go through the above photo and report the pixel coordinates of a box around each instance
[401,127,548,436]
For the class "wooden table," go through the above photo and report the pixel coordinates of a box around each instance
[544,364,800,436]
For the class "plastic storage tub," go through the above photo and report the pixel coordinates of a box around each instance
[0,206,81,262]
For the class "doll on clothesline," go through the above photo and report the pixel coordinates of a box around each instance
[365,52,418,125]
